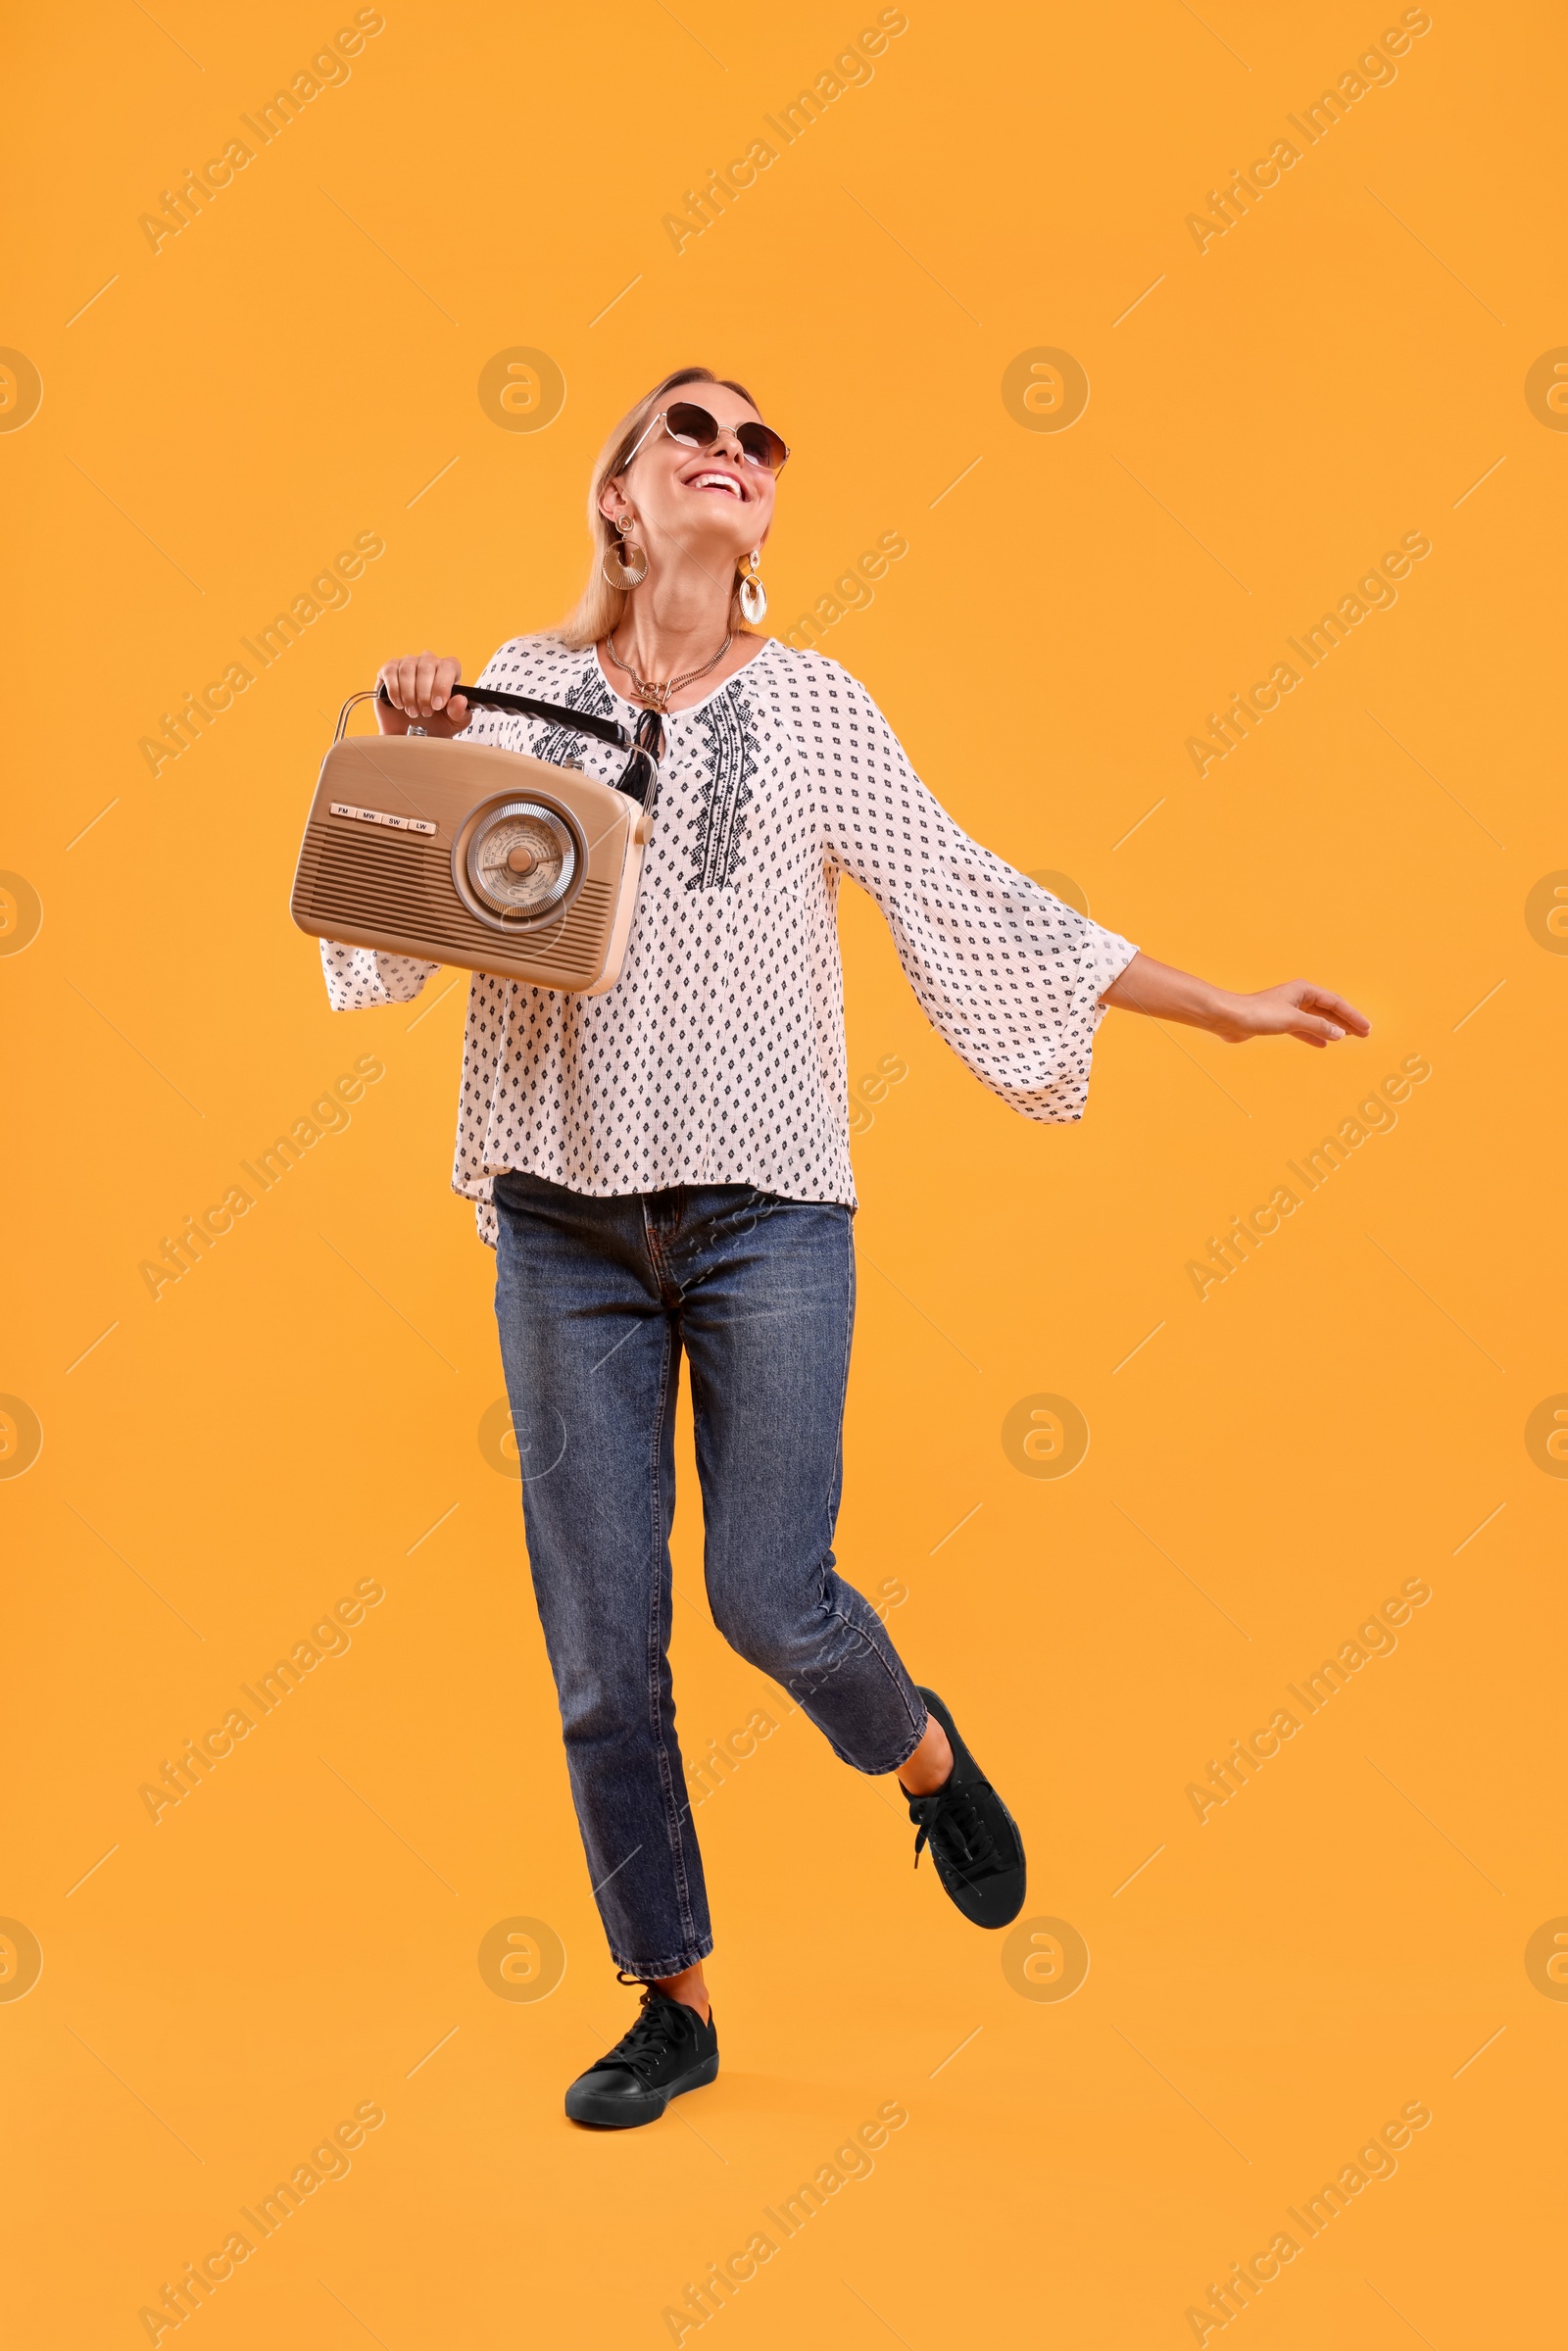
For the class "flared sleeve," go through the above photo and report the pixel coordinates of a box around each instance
[318,940,438,1008]
[819,671,1139,1122]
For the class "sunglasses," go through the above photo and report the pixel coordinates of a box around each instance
[621,400,790,476]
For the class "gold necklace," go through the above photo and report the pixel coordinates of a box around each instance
[604,627,733,712]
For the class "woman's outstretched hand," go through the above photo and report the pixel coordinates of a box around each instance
[1098,954,1371,1049]
[1205,978,1371,1048]
[375,651,471,736]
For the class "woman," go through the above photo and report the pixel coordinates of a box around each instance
[321,366,1368,2131]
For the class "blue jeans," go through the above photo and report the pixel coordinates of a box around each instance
[491,1171,929,1979]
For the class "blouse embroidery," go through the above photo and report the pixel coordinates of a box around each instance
[686,689,760,893]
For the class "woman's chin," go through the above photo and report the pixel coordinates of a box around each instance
[660,521,752,565]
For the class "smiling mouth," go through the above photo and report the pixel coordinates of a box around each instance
[688,470,746,500]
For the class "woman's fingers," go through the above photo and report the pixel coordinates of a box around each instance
[373,659,406,733]
[1297,981,1371,1036]
[413,652,443,714]
[377,653,466,725]
[1264,979,1370,1047]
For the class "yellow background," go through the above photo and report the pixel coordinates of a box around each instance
[4,0,1564,2341]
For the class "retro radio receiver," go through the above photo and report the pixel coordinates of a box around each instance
[289,683,663,995]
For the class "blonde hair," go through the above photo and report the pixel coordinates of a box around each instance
[556,367,766,651]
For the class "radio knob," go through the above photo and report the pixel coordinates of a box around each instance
[467,798,576,919]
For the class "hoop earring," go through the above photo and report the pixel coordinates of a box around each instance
[602,515,648,590]
[737,548,766,625]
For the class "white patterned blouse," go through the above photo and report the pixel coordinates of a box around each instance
[318,633,1139,1247]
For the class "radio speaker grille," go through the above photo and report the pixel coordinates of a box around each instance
[293,817,611,982]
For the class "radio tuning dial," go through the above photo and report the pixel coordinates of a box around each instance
[466,799,577,919]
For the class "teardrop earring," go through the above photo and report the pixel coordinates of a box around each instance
[602,515,649,590]
[737,548,767,625]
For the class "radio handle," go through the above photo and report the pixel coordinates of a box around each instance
[333,684,662,806]
[374,678,635,747]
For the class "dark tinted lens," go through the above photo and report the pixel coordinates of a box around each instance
[736,421,789,471]
[664,401,787,471]
[664,402,718,448]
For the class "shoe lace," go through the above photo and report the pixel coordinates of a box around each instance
[594,1983,693,2079]
[909,1780,1002,1879]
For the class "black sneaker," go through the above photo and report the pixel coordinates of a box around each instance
[564,1984,719,2130]
[900,1687,1027,1929]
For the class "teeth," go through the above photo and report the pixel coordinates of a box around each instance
[692,472,742,497]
